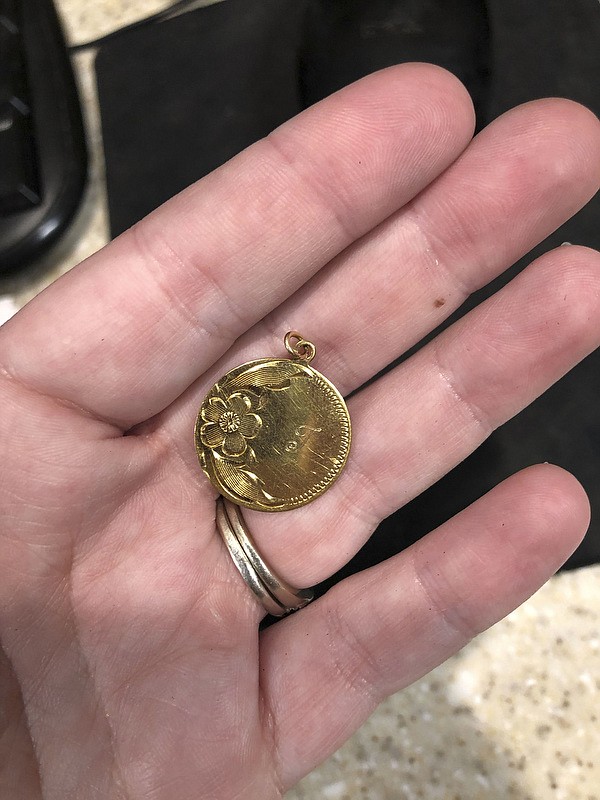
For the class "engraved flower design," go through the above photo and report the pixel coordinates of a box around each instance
[200,392,262,457]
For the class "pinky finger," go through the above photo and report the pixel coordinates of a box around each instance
[259,464,590,791]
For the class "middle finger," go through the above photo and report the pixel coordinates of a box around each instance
[161,97,599,422]
[159,99,599,581]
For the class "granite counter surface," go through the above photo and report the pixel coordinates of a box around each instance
[1,2,598,797]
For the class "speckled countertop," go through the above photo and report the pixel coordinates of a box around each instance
[2,2,599,798]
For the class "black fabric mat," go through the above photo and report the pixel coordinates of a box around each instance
[95,0,308,235]
[95,0,600,580]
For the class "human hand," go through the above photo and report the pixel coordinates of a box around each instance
[1,64,599,799]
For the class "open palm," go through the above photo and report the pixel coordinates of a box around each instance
[1,65,600,799]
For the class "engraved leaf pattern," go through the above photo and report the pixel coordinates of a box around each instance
[214,454,278,506]
[224,362,308,392]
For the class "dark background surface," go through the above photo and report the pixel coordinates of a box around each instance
[95,0,600,587]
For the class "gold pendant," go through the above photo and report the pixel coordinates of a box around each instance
[195,332,351,512]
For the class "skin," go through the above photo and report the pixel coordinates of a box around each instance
[0,64,599,799]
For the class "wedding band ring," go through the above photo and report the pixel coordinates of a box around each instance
[216,497,314,617]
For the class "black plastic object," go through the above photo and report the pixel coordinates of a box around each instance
[0,0,87,274]
[0,0,41,214]
[95,0,600,575]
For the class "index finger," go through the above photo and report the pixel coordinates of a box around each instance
[0,64,474,429]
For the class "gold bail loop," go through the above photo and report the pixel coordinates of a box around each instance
[284,331,316,363]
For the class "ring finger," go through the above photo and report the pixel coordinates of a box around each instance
[234,243,599,590]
